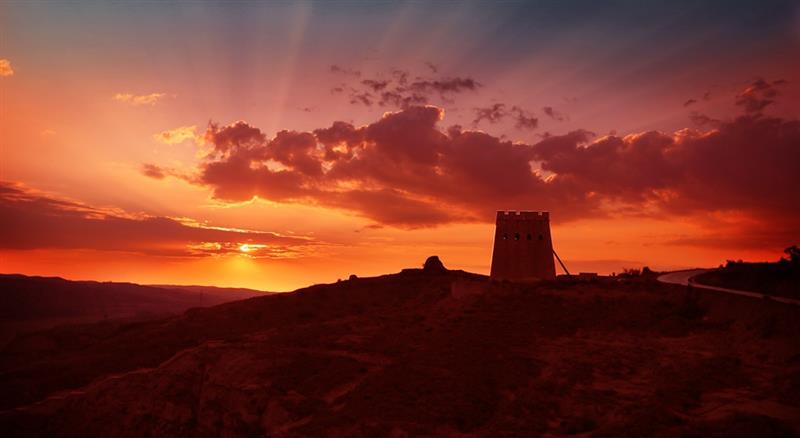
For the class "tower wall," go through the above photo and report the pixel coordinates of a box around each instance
[490,211,556,281]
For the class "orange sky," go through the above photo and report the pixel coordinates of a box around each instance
[1,2,799,291]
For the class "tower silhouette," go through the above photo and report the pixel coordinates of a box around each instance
[490,211,556,281]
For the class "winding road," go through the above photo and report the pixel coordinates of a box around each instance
[657,269,800,306]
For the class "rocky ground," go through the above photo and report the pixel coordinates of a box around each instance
[1,267,798,436]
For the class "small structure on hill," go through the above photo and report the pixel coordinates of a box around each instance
[490,211,565,281]
[423,255,447,273]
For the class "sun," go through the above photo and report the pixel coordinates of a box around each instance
[239,244,252,253]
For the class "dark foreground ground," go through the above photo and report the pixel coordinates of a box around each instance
[1,269,799,436]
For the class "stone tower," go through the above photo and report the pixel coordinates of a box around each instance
[490,211,556,281]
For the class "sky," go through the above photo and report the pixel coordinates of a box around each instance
[1,0,799,291]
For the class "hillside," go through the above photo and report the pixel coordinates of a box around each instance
[694,258,800,300]
[1,268,799,436]
[0,274,267,347]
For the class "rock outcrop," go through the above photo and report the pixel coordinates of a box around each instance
[422,255,447,273]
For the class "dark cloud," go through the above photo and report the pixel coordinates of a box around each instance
[734,78,786,113]
[473,103,507,125]
[542,106,566,122]
[688,111,721,127]
[511,106,538,130]
[408,77,479,95]
[332,67,480,109]
[472,104,538,130]
[141,163,165,179]
[361,79,389,92]
[683,99,697,107]
[329,64,361,77]
[0,182,314,257]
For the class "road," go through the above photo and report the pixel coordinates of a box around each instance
[657,269,800,306]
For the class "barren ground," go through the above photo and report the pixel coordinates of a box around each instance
[1,270,798,436]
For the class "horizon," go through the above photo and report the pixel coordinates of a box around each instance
[2,1,799,291]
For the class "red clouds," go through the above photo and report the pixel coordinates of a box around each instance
[186,108,575,225]
[531,115,800,247]
[0,182,312,257]
[734,78,786,114]
[175,102,799,243]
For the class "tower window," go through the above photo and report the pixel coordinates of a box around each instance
[538,234,543,240]
[503,233,508,240]
[514,232,520,240]
[526,233,532,240]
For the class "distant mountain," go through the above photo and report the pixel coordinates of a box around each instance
[149,284,272,298]
[0,274,268,346]
[1,268,797,436]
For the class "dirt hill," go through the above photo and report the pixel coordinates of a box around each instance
[1,268,798,436]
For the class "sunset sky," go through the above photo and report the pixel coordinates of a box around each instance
[1,1,799,291]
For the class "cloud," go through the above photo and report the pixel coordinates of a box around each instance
[734,78,786,113]
[141,163,166,179]
[143,84,798,252]
[362,79,390,92]
[542,106,566,121]
[473,103,507,125]
[113,92,168,106]
[332,67,480,109]
[186,107,554,226]
[688,111,720,127]
[511,106,538,130]
[683,99,697,107]
[153,125,197,144]
[0,59,13,77]
[329,64,361,77]
[140,163,195,183]
[0,182,314,258]
[472,104,538,130]
[409,77,480,95]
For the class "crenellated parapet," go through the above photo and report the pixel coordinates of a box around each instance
[496,210,549,220]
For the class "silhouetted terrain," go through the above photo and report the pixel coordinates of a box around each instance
[694,258,800,300]
[0,274,266,347]
[1,268,798,436]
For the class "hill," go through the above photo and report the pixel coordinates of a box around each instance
[0,274,267,347]
[1,268,798,436]
[694,257,800,300]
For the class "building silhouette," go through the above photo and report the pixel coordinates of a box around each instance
[490,211,556,281]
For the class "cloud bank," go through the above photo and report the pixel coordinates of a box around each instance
[0,182,313,258]
[140,78,798,249]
